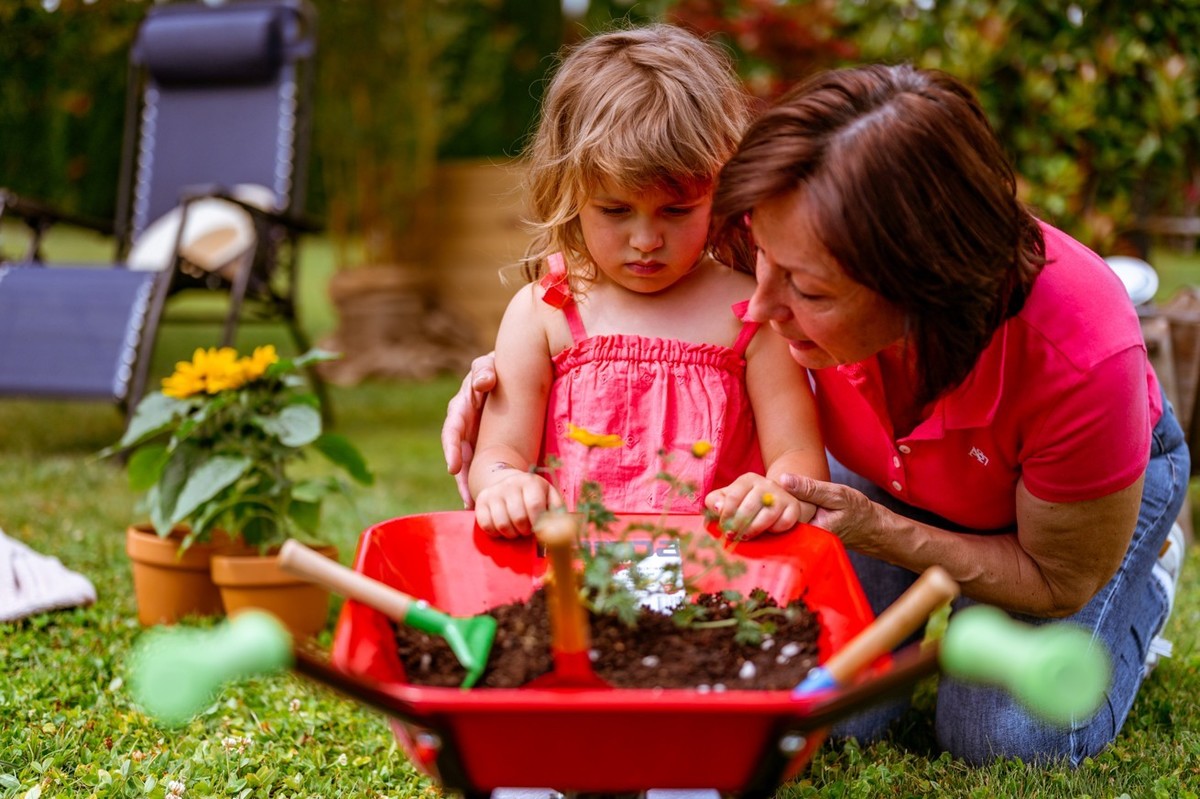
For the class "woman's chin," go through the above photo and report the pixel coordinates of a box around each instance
[788,341,833,370]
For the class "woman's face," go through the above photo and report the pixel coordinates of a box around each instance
[746,189,907,370]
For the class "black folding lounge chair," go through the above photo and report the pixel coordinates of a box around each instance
[0,0,325,418]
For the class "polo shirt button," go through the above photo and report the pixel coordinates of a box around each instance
[891,480,903,491]
[892,456,901,468]
[898,444,912,454]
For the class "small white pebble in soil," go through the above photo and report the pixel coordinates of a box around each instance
[589,649,600,662]
[780,642,802,658]
[713,683,726,692]
[419,653,432,671]
[738,661,757,680]
[696,684,711,693]
[641,655,660,668]
[776,653,791,665]
[760,636,775,651]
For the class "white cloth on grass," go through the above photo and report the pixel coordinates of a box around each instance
[0,528,96,622]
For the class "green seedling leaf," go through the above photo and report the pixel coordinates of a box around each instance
[170,455,252,527]
[256,405,321,447]
[150,445,202,535]
[293,348,341,367]
[108,392,189,451]
[313,433,374,485]
[126,444,169,492]
[287,496,322,535]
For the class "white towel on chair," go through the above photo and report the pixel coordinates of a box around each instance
[0,528,97,622]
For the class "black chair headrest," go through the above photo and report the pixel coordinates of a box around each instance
[135,4,293,87]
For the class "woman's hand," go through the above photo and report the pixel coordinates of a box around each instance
[441,353,498,507]
[776,472,887,551]
[705,473,815,540]
[474,470,563,539]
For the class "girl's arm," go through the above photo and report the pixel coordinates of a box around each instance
[468,285,560,537]
[706,326,829,537]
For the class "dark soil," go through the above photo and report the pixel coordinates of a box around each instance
[394,588,821,690]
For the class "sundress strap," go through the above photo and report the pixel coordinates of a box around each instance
[730,300,760,357]
[539,252,588,344]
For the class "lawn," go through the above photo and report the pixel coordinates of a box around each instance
[1,225,1198,798]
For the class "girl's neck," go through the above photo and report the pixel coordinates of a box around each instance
[571,256,748,346]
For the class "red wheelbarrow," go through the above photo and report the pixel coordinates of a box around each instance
[327,511,941,798]
[128,511,1109,798]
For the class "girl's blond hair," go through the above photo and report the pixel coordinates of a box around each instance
[519,24,752,285]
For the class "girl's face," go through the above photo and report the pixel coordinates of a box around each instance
[578,178,713,294]
[746,189,907,370]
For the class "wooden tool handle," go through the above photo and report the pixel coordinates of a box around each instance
[535,514,589,655]
[823,565,959,686]
[278,539,415,621]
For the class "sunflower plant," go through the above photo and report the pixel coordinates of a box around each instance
[103,346,373,552]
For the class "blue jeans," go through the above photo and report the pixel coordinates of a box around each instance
[829,393,1189,766]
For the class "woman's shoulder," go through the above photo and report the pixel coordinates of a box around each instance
[1014,223,1145,370]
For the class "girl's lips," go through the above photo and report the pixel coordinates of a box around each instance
[626,261,665,276]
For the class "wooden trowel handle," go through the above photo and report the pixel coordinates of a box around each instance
[822,565,960,686]
[278,539,416,622]
[535,514,590,656]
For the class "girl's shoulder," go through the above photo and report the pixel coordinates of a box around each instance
[693,259,756,302]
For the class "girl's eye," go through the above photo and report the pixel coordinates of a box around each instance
[663,206,694,217]
[599,206,629,216]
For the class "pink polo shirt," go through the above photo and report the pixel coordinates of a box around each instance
[813,222,1161,531]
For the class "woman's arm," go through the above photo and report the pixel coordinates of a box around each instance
[706,327,830,537]
[442,353,497,508]
[467,286,560,536]
[780,472,1142,617]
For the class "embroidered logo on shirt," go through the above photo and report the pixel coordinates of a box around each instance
[969,446,990,466]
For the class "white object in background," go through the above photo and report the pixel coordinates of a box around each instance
[127,184,276,279]
[1104,255,1160,306]
[0,529,97,622]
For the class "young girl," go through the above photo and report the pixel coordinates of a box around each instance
[468,24,828,539]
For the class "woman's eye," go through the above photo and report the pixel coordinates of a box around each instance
[785,274,821,301]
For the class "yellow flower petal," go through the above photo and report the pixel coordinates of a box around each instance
[690,440,713,458]
[762,493,775,507]
[566,422,624,449]
[239,345,279,382]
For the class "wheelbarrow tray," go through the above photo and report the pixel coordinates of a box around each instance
[330,511,882,795]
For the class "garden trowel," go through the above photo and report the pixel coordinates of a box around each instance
[277,539,496,688]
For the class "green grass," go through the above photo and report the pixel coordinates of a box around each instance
[1,225,1199,797]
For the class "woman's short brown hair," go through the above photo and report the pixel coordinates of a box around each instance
[713,64,1045,405]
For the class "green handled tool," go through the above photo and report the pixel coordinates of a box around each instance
[129,609,293,727]
[277,539,496,688]
[940,604,1110,725]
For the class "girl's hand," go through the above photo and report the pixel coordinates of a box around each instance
[442,353,498,508]
[704,473,815,540]
[474,470,563,539]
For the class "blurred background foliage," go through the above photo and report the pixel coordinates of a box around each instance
[1,0,1198,254]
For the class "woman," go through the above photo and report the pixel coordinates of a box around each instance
[441,64,1187,765]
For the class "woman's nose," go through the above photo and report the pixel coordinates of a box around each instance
[746,258,787,323]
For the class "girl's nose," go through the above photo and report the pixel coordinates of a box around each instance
[630,220,663,253]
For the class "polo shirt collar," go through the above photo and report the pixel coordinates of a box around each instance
[834,322,1008,440]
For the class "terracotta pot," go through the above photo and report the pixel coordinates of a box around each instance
[125,525,247,626]
[210,545,338,640]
